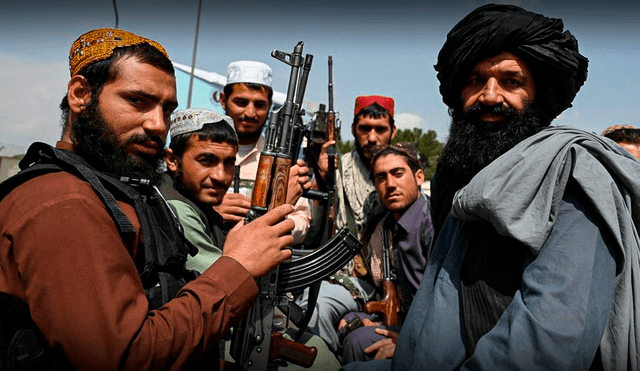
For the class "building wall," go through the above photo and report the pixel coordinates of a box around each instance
[0,156,23,182]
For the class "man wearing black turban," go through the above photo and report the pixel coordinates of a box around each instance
[344,4,640,371]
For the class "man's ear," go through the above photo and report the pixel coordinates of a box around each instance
[219,91,227,111]
[415,168,425,187]
[67,75,91,114]
[390,124,397,141]
[164,148,179,173]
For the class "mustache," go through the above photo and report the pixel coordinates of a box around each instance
[466,102,518,117]
[238,117,260,123]
[126,133,164,150]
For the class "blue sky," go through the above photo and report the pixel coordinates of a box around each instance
[1,0,639,149]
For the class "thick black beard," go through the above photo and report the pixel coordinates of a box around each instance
[436,103,549,186]
[71,98,164,182]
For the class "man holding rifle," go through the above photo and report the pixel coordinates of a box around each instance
[301,96,398,356]
[0,28,295,370]
[216,61,312,244]
[340,143,432,363]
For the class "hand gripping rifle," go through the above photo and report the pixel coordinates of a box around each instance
[230,42,362,370]
[363,225,400,326]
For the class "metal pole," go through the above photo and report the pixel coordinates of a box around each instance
[187,0,203,108]
[112,0,119,28]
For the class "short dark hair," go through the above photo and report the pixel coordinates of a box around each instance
[223,82,273,102]
[370,145,421,180]
[60,43,175,133]
[168,122,238,160]
[603,127,640,145]
[352,103,395,129]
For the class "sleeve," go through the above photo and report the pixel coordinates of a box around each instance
[4,178,257,371]
[461,188,619,370]
[167,199,222,273]
[289,196,311,244]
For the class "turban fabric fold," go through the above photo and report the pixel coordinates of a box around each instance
[435,3,588,121]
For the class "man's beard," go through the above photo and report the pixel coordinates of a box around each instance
[437,103,549,186]
[71,98,164,182]
[236,121,265,144]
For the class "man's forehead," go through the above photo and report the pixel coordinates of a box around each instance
[230,83,270,99]
[356,115,391,127]
[186,137,238,155]
[374,153,409,171]
[470,51,531,74]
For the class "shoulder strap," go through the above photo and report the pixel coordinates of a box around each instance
[4,143,136,235]
[337,155,357,234]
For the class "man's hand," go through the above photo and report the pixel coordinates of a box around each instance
[316,140,338,181]
[286,159,311,205]
[213,193,251,223]
[338,317,379,331]
[222,204,295,278]
[364,328,399,360]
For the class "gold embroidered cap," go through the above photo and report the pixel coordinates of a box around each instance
[69,28,169,77]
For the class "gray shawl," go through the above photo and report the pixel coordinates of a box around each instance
[452,126,640,371]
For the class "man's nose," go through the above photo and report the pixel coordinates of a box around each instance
[367,129,378,143]
[143,106,168,138]
[244,103,257,118]
[209,164,227,183]
[478,78,505,107]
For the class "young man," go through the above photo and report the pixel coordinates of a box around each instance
[299,96,397,355]
[341,144,433,364]
[160,108,238,271]
[0,28,294,370]
[317,95,397,236]
[215,61,311,244]
[347,4,640,371]
[160,108,341,370]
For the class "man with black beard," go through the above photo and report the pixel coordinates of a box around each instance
[0,28,296,370]
[345,4,640,371]
[70,88,166,182]
[431,102,548,241]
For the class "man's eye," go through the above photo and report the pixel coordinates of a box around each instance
[233,100,248,107]
[467,77,482,85]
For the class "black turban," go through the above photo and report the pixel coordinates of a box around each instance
[435,3,588,121]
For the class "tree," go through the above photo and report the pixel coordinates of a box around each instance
[392,128,443,180]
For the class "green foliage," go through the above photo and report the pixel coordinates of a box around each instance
[392,128,443,180]
[336,128,444,180]
[337,140,354,155]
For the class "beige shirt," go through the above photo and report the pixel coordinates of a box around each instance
[234,136,311,244]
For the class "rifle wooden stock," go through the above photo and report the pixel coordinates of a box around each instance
[251,153,275,212]
[364,279,400,327]
[269,333,318,368]
[268,155,292,209]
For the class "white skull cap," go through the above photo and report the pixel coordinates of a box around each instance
[170,108,236,138]
[225,60,272,87]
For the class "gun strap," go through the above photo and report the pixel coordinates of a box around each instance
[293,282,320,343]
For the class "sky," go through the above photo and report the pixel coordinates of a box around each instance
[1,0,640,150]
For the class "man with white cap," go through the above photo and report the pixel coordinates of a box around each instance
[0,28,295,370]
[216,61,312,244]
[159,108,340,370]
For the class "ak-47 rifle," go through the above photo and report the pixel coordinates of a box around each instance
[324,56,338,239]
[230,42,362,370]
[364,224,400,326]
